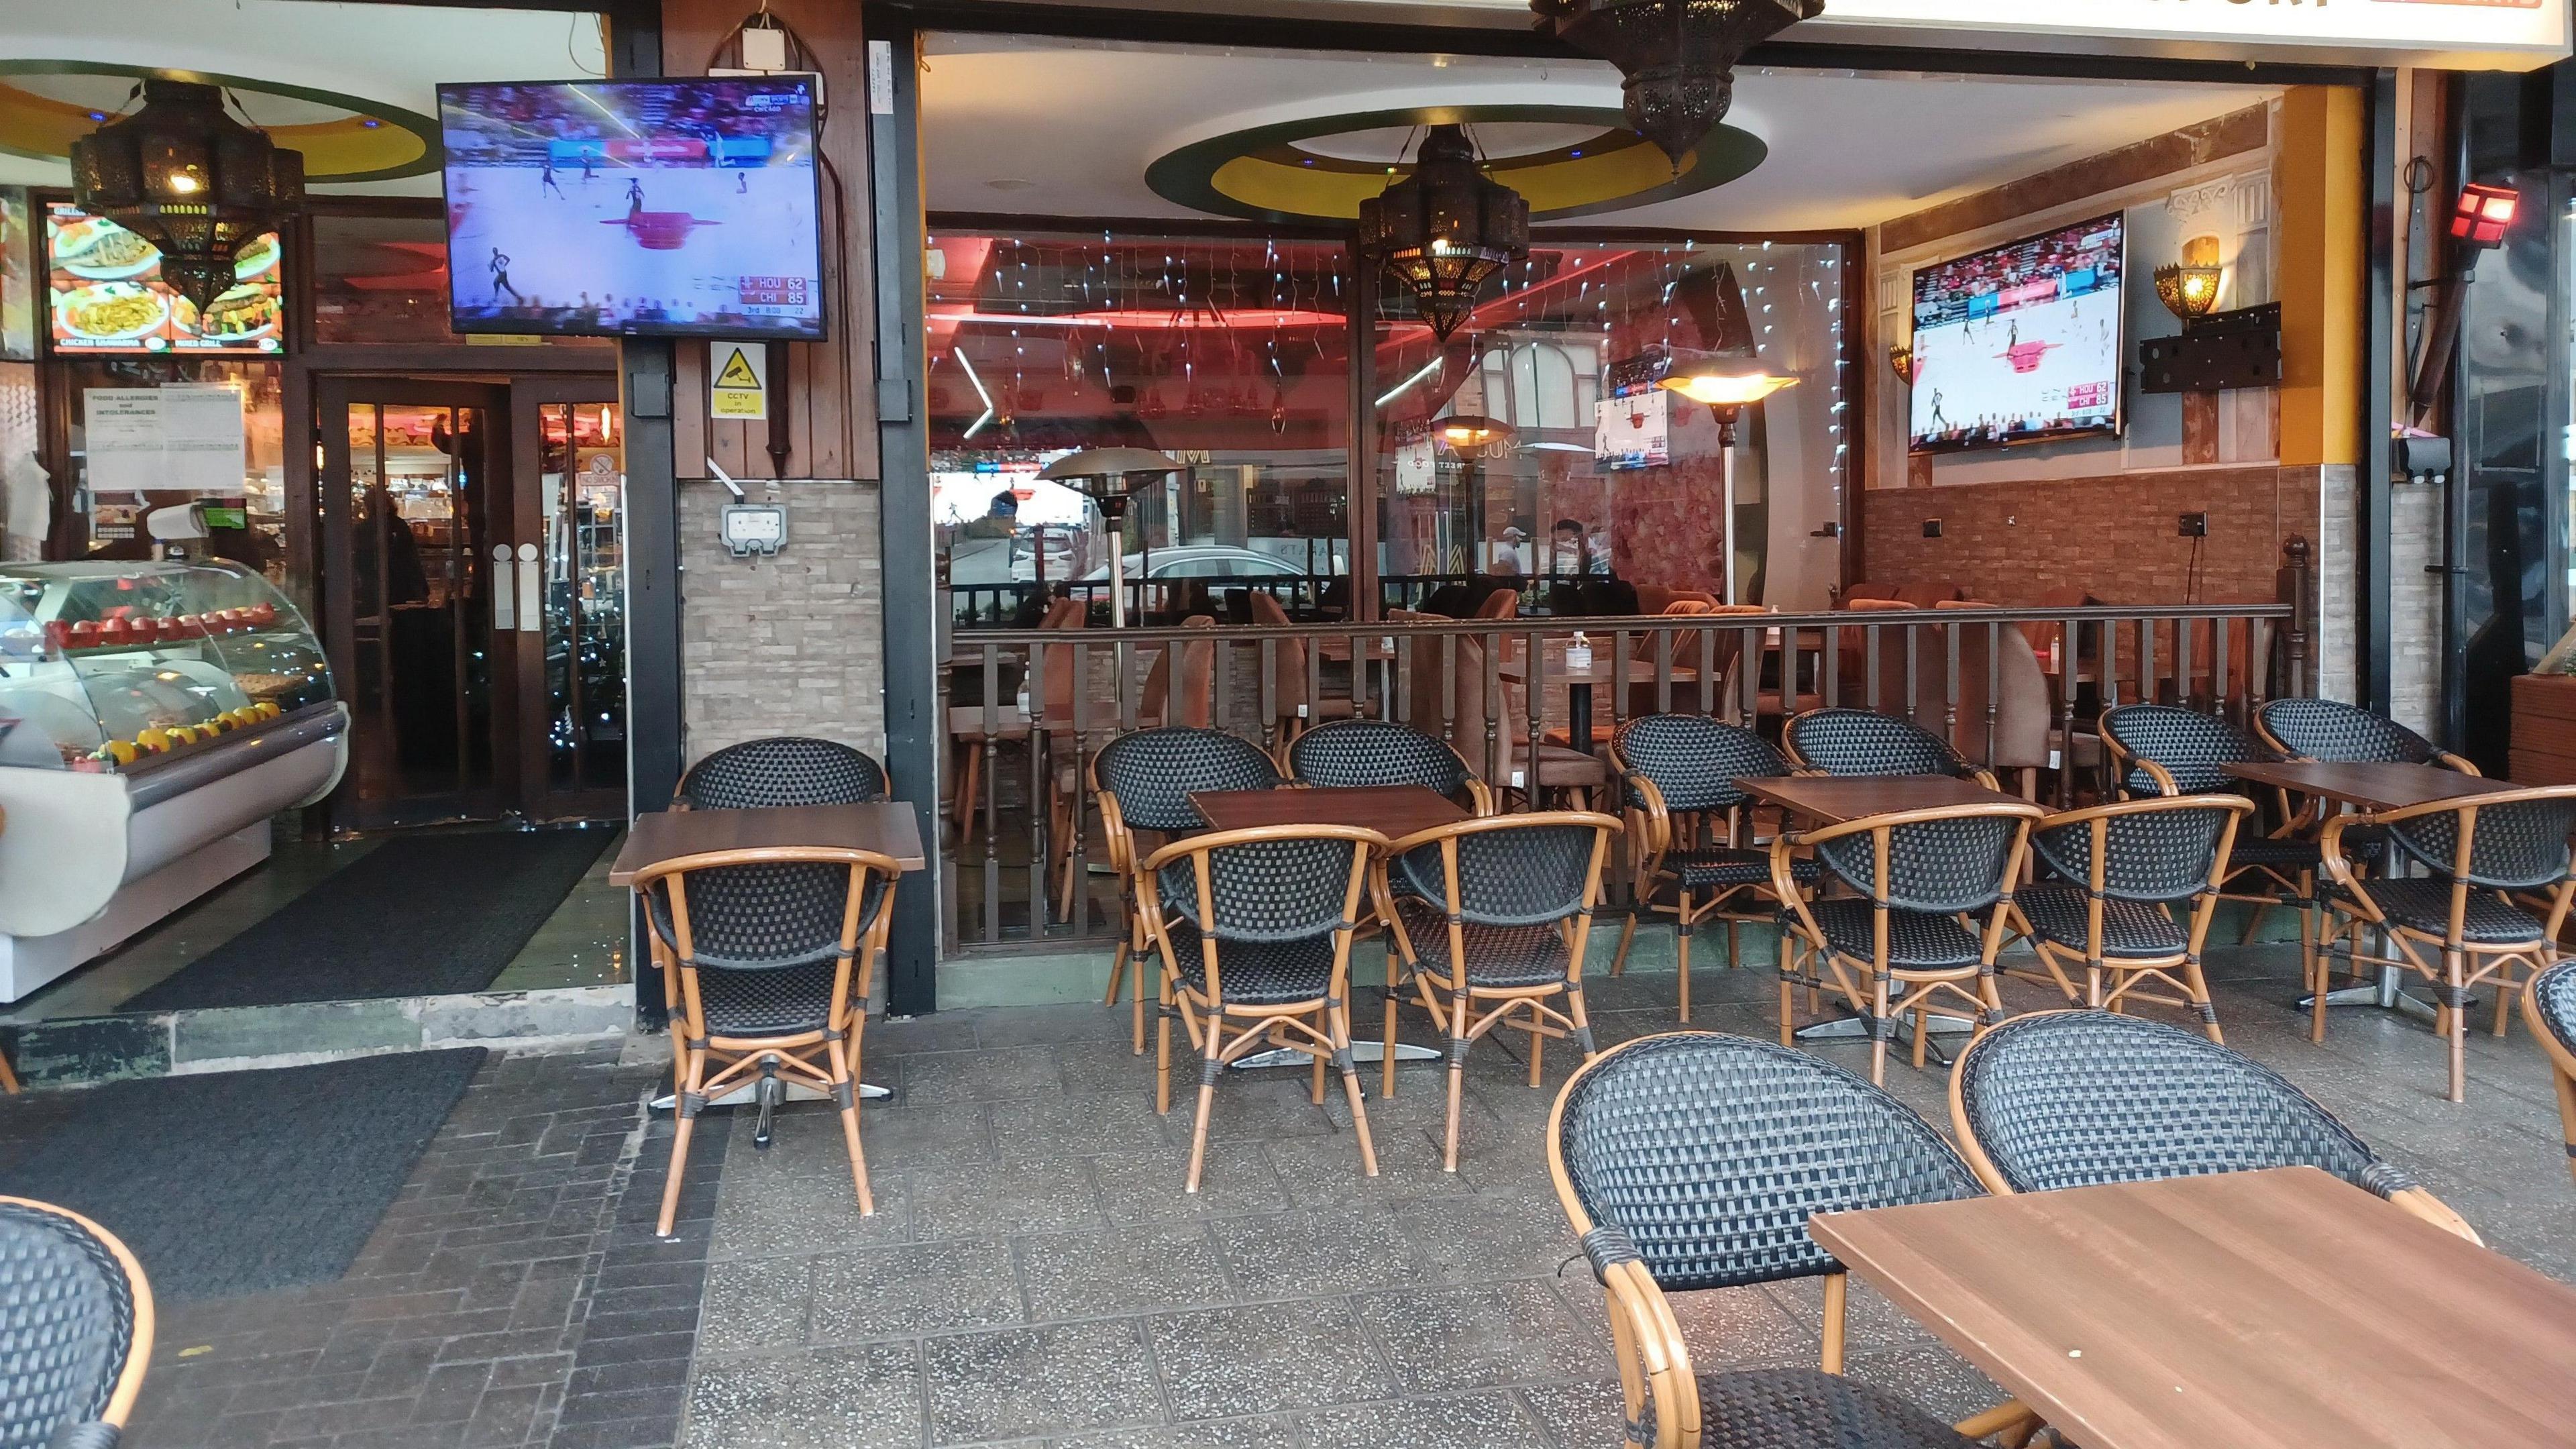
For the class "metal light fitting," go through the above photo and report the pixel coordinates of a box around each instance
[1531,0,1823,167]
[1357,125,1529,341]
[70,78,304,311]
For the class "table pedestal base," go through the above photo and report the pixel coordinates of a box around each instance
[1794,1010,1979,1042]
[1231,1041,1444,1071]
[651,1080,891,1112]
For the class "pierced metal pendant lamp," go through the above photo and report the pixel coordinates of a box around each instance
[70,78,305,311]
[1532,0,1824,166]
[1357,125,1529,341]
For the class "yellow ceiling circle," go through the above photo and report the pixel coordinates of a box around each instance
[0,64,439,182]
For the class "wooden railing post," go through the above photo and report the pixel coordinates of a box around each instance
[2277,535,2314,699]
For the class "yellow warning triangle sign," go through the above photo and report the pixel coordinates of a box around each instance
[712,347,762,390]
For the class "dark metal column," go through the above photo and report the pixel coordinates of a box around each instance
[2361,68,2398,714]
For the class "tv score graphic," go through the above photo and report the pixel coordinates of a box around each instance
[1907,212,2125,454]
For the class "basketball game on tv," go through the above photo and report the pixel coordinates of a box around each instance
[437,77,826,340]
[1907,212,2124,453]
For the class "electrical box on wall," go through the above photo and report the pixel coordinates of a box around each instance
[2137,303,2283,393]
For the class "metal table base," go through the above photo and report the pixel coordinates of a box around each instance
[1233,1041,1442,1071]
[651,1080,890,1112]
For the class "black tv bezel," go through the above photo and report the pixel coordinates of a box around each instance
[1904,208,2126,457]
[435,76,829,344]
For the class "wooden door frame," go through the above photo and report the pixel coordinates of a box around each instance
[508,376,629,823]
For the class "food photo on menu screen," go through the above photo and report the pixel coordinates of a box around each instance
[46,205,284,354]
[1907,211,2123,453]
[437,76,826,340]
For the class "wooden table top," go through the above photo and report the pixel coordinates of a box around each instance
[1496,647,1703,686]
[1809,1166,2576,1449]
[1189,784,1468,837]
[1734,771,2033,825]
[2225,759,2516,810]
[610,802,928,884]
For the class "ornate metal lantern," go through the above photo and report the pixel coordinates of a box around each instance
[70,79,305,311]
[1532,0,1824,166]
[1358,125,1529,341]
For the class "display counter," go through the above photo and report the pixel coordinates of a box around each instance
[0,560,346,1000]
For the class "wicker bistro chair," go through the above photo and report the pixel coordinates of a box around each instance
[1285,718,1494,814]
[2319,785,2576,1103]
[637,841,901,1236]
[678,736,887,808]
[1548,1033,2033,1449]
[1094,728,1285,1055]
[2256,697,2479,775]
[2518,963,2576,1187]
[1781,707,2000,789]
[1374,812,1621,1172]
[1771,799,2042,1085]
[1141,824,1383,1193]
[0,1197,153,1449]
[2006,795,2253,1042]
[1609,715,1823,1020]
[1948,1010,2480,1242]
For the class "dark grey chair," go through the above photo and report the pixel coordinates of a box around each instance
[1549,1032,2019,1449]
[2255,698,2477,774]
[0,1195,152,1449]
[2009,795,2253,1042]
[1949,1010,2479,1241]
[1782,707,1994,786]
[2522,962,2576,1187]
[679,736,887,808]
[1287,718,1491,813]
[1609,715,1823,1021]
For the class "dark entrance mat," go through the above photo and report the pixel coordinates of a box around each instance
[0,1048,486,1301]
[121,828,610,1012]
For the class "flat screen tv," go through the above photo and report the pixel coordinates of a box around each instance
[1907,211,2124,453]
[45,205,283,355]
[437,77,826,340]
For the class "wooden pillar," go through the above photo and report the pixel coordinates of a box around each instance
[2275,85,2365,471]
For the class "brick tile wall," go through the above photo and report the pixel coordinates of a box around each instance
[679,480,888,767]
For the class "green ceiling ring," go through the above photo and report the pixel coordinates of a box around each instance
[1146,103,1764,226]
[0,60,441,182]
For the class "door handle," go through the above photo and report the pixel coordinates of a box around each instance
[517,544,542,633]
[491,543,515,631]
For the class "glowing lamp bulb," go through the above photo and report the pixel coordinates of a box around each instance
[1658,371,1795,408]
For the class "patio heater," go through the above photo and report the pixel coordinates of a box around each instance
[1039,447,1185,627]
[1658,356,1794,604]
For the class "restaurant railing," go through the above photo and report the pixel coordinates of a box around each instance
[941,586,2308,952]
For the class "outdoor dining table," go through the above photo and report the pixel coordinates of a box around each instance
[1496,641,1701,755]
[1808,1165,2576,1449]
[612,800,928,1104]
[1735,771,2038,1044]
[1187,784,1467,1071]
[2224,758,2517,1026]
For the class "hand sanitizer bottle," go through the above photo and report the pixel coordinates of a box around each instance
[1566,631,1593,672]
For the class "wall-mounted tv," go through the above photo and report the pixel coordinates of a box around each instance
[1907,211,2124,454]
[45,205,284,355]
[437,77,826,341]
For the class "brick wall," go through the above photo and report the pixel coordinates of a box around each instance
[1859,464,2313,606]
[678,479,887,767]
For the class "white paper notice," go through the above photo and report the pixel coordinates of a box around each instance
[82,384,246,496]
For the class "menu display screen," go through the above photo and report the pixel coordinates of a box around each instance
[45,205,285,355]
[437,77,826,340]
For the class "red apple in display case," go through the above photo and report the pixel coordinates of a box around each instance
[42,621,69,652]
[97,618,131,647]
[67,620,99,648]
[248,602,276,627]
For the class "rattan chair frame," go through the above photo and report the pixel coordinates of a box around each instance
[2319,786,2576,1103]
[0,1042,17,1093]
[1779,706,2005,792]
[2003,795,2251,1042]
[1544,1034,2039,1449]
[1281,719,1499,816]
[1771,800,2042,1085]
[635,844,900,1236]
[1140,823,1385,1193]
[1373,811,1619,1172]
[0,1194,154,1445]
[1607,725,1808,1024]
[2252,698,2481,777]
[1943,1010,2481,1242]
[2518,963,2576,1188]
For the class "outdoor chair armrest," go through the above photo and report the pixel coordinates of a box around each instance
[48,1422,120,1449]
[1580,1222,1645,1283]
[1621,771,1674,862]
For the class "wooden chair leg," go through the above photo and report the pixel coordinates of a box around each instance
[1821,1271,1847,1374]
[0,1042,19,1094]
[2445,947,2468,1104]
[2552,1069,2576,1189]
[1309,1027,1328,1106]
[1155,978,1175,1117]
[1332,1002,1378,1179]
[1105,934,1129,1008]
[1185,1034,1221,1193]
[1869,973,1892,1086]
[1382,957,1402,1100]
[1611,908,1638,977]
[953,741,984,845]
[1725,918,1739,969]
[1527,1008,1545,1088]
[2240,900,2270,947]
[2493,963,2518,1038]
[825,1033,875,1218]
[1442,989,1471,1173]
[2182,957,2223,1044]
[1911,1004,1929,1071]
[2303,893,2326,1044]
[1777,928,1796,1047]
[655,1041,706,1238]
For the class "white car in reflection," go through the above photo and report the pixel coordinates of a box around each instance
[1080,546,1318,581]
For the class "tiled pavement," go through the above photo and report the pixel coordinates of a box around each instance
[70,935,2576,1448]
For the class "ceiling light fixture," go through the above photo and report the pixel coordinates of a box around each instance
[1532,0,1822,167]
[1358,124,1528,341]
[71,78,304,311]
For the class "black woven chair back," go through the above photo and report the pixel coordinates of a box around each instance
[1097,727,1283,833]
[1613,714,1787,813]
[2534,963,2576,1052]
[1957,1012,2395,1195]
[2100,704,2259,795]
[1785,708,1967,779]
[1397,818,1603,929]
[2385,796,2576,890]
[0,1199,137,1449]
[1160,835,1365,943]
[1289,719,1472,800]
[2259,698,2440,765]
[1813,814,2021,914]
[1556,1034,1980,1290]
[680,737,885,809]
[2030,804,2234,903]
[645,861,875,971]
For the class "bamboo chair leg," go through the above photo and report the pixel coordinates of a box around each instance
[2310,901,2333,1045]
[1382,957,1402,1100]
[826,1034,875,1218]
[1155,979,1174,1117]
[2553,1069,2576,1189]
[0,1043,19,1094]
[1309,1027,1328,1106]
[2445,947,2469,1105]
[1777,927,1796,1047]
[655,1040,706,1238]
[1566,983,1597,1062]
[1527,1009,1545,1088]
[1911,1004,1929,1071]
[2494,963,2518,1038]
[2084,960,2104,1010]
[1676,893,1694,1023]
[1130,932,1150,1056]
[1333,1002,1378,1178]
[2302,892,2324,1044]
[1443,989,1470,1173]
[2240,900,2270,947]
[2182,958,2222,1045]
[1725,918,1739,969]
[1869,973,1892,1086]
[1612,908,1638,977]
[1106,933,1128,1007]
[1821,1271,1847,1375]
[953,741,983,845]
[1185,1030,1221,1193]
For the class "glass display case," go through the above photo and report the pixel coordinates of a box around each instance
[0,560,333,770]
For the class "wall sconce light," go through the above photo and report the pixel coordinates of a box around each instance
[1888,339,1914,386]
[2451,181,2520,249]
[2153,234,2224,329]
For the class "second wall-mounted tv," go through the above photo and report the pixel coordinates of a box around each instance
[437,76,826,340]
[1907,211,2124,454]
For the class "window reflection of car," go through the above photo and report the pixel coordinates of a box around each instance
[1008,529,1077,582]
[1080,547,1315,581]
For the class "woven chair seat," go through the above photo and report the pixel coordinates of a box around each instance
[2532,963,2576,1053]
[1809,898,1984,968]
[1652,1368,1976,1449]
[1391,898,1570,988]
[2226,836,2322,870]
[1670,847,1822,891]
[1159,920,1340,1005]
[2349,879,2545,944]
[696,961,840,1038]
[0,1201,136,1449]
[2015,885,2187,958]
